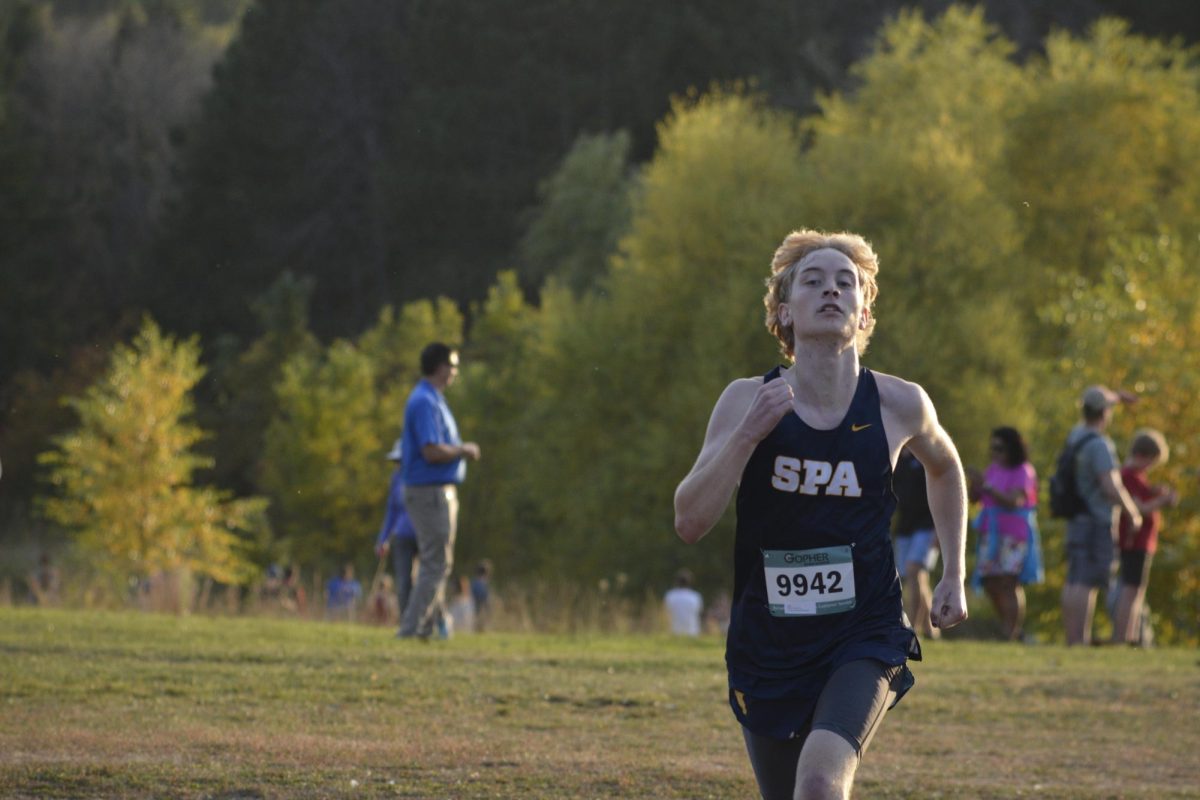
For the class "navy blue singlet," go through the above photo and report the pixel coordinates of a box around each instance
[727,366,920,714]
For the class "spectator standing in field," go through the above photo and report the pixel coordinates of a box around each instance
[375,439,419,618]
[1113,429,1178,645]
[705,589,732,636]
[396,343,481,640]
[367,574,399,625]
[470,560,493,632]
[971,426,1042,641]
[261,564,284,609]
[891,448,940,639]
[664,569,704,636]
[674,229,967,800]
[281,565,308,615]
[27,553,62,606]
[447,574,475,635]
[325,563,363,622]
[1060,385,1142,646]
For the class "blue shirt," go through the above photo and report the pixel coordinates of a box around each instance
[400,379,465,486]
[325,577,362,610]
[375,468,417,549]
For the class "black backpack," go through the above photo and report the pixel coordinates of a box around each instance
[1048,432,1099,519]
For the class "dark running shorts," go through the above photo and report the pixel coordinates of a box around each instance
[732,658,909,749]
[737,659,909,800]
[1119,550,1153,588]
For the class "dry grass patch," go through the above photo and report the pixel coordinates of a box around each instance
[2,609,1197,798]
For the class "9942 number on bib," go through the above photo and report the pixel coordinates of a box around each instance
[763,546,856,617]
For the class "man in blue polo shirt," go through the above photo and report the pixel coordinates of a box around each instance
[396,342,481,639]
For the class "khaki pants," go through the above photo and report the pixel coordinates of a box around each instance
[397,484,458,637]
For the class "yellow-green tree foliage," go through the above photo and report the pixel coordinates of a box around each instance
[798,7,1037,466]
[358,297,464,422]
[451,8,1200,643]
[1047,233,1200,642]
[1006,19,1200,282]
[484,89,810,589]
[260,298,461,568]
[517,131,636,294]
[453,271,552,575]
[39,319,264,585]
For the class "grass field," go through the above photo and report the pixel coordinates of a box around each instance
[1,608,1198,799]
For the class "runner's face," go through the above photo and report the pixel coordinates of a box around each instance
[782,249,865,345]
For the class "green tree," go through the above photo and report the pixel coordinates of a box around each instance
[1047,232,1200,643]
[0,3,225,376]
[152,0,409,342]
[357,297,464,409]
[260,298,462,570]
[454,271,553,578]
[797,6,1037,468]
[438,10,1200,638]
[0,3,235,533]
[1006,18,1200,281]
[202,272,320,496]
[152,0,929,343]
[997,18,1200,425]
[517,130,636,294]
[38,319,264,589]
[260,340,382,570]
[509,89,809,589]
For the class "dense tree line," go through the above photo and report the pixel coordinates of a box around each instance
[3,0,1197,374]
[4,2,1200,640]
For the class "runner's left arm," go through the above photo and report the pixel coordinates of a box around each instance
[891,381,968,631]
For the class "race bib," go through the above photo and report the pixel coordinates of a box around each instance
[763,545,856,617]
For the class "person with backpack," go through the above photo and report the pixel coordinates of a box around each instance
[1058,385,1142,646]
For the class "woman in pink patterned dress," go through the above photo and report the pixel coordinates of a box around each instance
[973,426,1042,641]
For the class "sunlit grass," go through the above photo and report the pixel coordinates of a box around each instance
[2,608,1197,798]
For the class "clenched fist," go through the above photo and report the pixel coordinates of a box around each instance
[738,377,794,443]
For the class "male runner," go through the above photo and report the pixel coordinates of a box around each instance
[674,229,968,800]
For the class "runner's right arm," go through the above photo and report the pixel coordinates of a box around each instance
[674,377,793,544]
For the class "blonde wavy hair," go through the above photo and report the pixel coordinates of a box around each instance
[763,229,880,360]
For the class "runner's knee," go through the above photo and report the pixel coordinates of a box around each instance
[795,768,848,800]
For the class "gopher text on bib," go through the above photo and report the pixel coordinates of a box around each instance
[763,545,856,617]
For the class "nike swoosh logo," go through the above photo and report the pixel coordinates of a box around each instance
[851,423,872,432]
